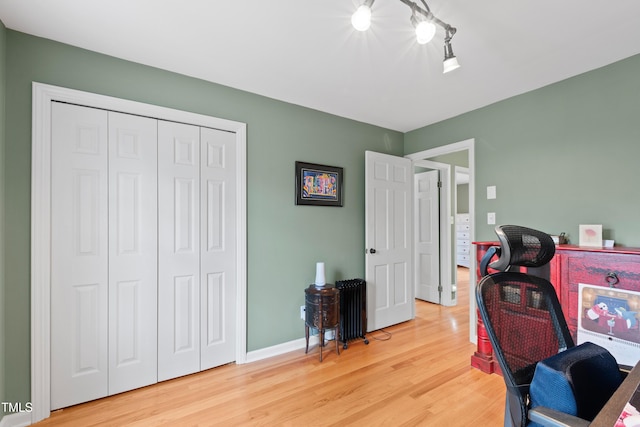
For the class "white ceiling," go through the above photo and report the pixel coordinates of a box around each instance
[1,0,640,132]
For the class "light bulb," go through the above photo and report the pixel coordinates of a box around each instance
[415,21,436,44]
[352,5,372,31]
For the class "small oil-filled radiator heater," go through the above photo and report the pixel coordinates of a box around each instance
[335,278,369,349]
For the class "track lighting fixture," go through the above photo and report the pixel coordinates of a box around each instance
[351,0,460,73]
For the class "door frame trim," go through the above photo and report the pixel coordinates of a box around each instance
[30,82,248,423]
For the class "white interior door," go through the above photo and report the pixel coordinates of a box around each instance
[158,121,201,381]
[200,127,237,370]
[52,105,160,407]
[414,170,440,303]
[32,83,248,423]
[51,102,109,410]
[107,112,158,395]
[157,123,238,379]
[365,151,414,331]
[51,109,240,398]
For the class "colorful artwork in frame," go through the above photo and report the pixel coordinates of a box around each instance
[295,161,343,207]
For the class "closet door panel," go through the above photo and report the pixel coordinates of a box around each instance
[51,103,109,410]
[158,121,201,381]
[200,127,237,369]
[107,112,159,395]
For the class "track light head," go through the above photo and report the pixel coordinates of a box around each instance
[443,27,460,73]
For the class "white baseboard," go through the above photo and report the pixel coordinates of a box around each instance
[0,412,31,427]
[245,335,319,363]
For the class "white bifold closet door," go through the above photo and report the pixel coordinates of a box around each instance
[51,103,158,409]
[199,126,236,370]
[50,102,237,409]
[157,121,201,380]
[107,111,158,395]
[157,122,236,381]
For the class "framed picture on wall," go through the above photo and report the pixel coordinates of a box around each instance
[295,161,343,207]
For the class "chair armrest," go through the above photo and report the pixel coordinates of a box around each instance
[479,246,499,277]
[528,407,590,427]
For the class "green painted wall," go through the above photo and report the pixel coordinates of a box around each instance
[429,151,468,167]
[3,30,403,406]
[457,184,469,214]
[0,18,6,422]
[405,54,640,246]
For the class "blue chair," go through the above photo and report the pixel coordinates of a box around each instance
[476,225,624,427]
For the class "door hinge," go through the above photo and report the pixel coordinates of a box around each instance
[437,181,442,188]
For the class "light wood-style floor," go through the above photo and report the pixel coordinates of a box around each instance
[35,268,505,426]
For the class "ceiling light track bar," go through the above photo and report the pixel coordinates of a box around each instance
[351,0,460,73]
[397,0,455,36]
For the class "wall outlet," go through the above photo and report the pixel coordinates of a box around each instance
[300,305,306,320]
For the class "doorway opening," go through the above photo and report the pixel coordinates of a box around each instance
[406,138,476,343]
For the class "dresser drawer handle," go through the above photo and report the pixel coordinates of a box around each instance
[606,272,619,287]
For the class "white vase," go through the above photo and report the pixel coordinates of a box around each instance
[314,262,326,287]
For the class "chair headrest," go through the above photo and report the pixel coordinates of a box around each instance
[489,225,556,271]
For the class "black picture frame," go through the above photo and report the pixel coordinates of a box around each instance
[295,161,343,207]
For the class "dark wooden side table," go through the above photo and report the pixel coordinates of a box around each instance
[305,284,340,361]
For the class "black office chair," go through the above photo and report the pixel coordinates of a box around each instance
[476,225,624,427]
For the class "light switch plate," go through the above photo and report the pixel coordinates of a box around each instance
[487,212,496,225]
[487,186,496,200]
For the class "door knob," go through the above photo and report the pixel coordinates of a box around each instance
[369,248,377,254]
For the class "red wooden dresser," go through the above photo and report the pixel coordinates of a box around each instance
[471,242,640,374]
